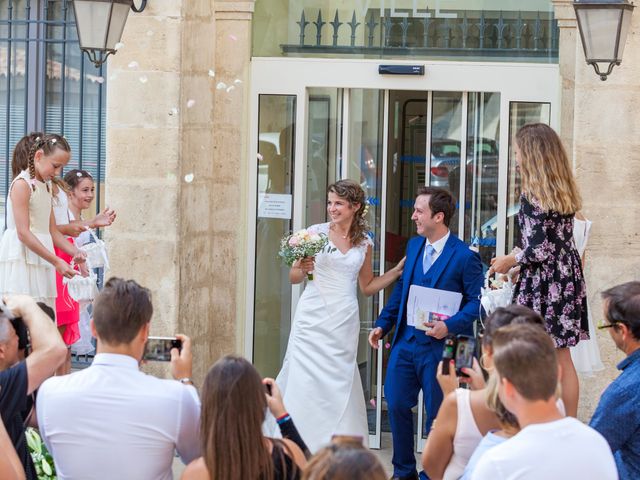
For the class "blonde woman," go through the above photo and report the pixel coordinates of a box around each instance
[490,123,587,418]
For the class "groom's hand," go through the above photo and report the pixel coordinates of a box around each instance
[424,320,448,339]
[368,327,383,349]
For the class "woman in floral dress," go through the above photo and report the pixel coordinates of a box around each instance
[490,123,587,418]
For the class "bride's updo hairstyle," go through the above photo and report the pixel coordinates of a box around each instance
[327,179,369,247]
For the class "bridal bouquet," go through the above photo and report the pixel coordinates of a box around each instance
[279,228,330,281]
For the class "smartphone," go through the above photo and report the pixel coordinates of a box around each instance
[454,335,476,377]
[441,336,456,375]
[143,336,182,362]
[265,382,272,396]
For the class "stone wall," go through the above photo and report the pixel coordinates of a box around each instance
[555,0,640,419]
[106,0,253,382]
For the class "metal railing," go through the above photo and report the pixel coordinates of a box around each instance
[0,0,107,220]
[282,9,559,60]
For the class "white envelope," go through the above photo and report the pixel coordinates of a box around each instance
[407,285,463,331]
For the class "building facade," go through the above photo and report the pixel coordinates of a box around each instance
[2,0,638,452]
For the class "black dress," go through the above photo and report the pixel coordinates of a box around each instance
[513,194,589,348]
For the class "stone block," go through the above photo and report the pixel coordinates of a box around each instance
[181,19,216,74]
[107,71,181,128]
[180,75,216,127]
[106,127,181,179]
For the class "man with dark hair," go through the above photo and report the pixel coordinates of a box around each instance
[0,295,67,480]
[369,187,483,479]
[472,324,616,480]
[590,281,640,480]
[37,277,200,480]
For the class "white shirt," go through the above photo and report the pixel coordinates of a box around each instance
[424,230,450,265]
[52,189,70,225]
[471,417,618,480]
[37,353,201,480]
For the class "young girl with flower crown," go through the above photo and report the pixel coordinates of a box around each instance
[0,133,86,310]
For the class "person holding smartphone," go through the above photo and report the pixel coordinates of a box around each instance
[36,277,200,480]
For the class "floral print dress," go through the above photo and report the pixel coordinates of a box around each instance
[513,194,589,348]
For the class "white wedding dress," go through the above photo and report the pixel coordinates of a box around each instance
[270,222,371,452]
[570,217,605,375]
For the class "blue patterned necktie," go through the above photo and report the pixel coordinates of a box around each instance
[423,244,436,274]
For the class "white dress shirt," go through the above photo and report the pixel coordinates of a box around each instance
[37,353,200,480]
[424,230,450,266]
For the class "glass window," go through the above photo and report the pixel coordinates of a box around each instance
[254,94,296,378]
[252,0,558,63]
[505,102,550,253]
[0,0,107,226]
[346,88,384,434]
[306,88,342,226]
[465,92,500,270]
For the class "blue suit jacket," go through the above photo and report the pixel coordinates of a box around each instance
[376,234,483,346]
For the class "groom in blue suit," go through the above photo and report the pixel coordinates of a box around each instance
[369,187,483,480]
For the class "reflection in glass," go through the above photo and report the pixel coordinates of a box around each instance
[465,92,500,270]
[347,89,384,434]
[306,89,341,226]
[254,95,296,378]
[506,102,550,253]
[431,92,463,234]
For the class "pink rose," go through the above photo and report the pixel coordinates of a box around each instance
[288,236,299,246]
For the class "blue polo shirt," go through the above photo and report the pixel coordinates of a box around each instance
[590,348,640,480]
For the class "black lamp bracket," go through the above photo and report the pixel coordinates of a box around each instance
[131,0,147,13]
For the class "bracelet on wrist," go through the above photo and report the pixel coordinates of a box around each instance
[178,377,195,387]
[276,413,291,425]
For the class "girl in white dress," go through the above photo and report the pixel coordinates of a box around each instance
[271,180,405,452]
[570,213,605,375]
[0,134,85,309]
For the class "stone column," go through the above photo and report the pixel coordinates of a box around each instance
[552,0,578,160]
[106,0,255,382]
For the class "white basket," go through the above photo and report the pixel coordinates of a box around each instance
[480,270,514,316]
[80,229,109,270]
[63,271,98,303]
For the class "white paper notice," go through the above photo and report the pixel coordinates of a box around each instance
[407,285,462,331]
[258,193,292,219]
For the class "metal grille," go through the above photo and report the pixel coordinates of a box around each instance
[283,8,559,61]
[0,0,107,225]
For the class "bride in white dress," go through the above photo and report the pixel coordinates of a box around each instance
[270,180,404,453]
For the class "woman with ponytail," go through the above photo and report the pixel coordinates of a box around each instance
[0,133,86,310]
[269,179,405,452]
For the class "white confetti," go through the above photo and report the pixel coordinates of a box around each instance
[128,61,139,69]
[229,34,237,41]
[114,42,125,51]
[208,69,216,78]
[95,77,105,84]
[216,82,227,90]
[169,107,178,116]
[226,85,235,93]
[139,75,148,84]
[186,99,196,108]
[184,173,194,183]
[257,153,264,161]
[233,79,242,84]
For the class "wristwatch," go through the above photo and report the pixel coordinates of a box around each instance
[179,377,195,387]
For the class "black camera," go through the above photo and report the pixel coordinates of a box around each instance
[442,334,476,377]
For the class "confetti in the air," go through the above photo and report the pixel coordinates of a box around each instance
[139,75,148,84]
[95,77,104,84]
[216,82,227,90]
[385,342,391,349]
[114,42,125,51]
[186,99,196,108]
[184,173,194,183]
[229,34,237,41]
[370,399,376,408]
[128,61,139,69]
[208,69,216,78]
[226,85,235,93]
[234,79,242,84]
[257,153,264,161]
[169,107,178,116]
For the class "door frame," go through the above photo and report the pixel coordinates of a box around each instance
[246,57,560,449]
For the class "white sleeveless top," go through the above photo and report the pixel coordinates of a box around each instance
[53,188,71,226]
[443,388,484,480]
